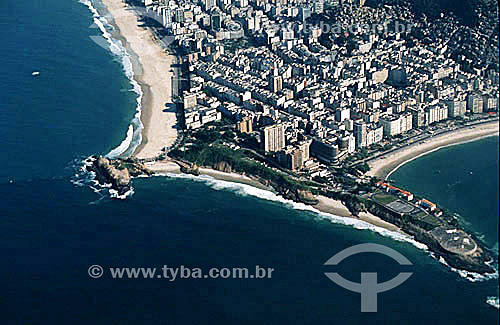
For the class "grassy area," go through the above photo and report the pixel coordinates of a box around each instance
[372,192,398,205]
[412,211,441,229]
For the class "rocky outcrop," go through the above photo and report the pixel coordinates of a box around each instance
[180,163,200,176]
[86,156,153,197]
[89,156,131,195]
[412,227,494,274]
[274,184,319,205]
[366,200,495,274]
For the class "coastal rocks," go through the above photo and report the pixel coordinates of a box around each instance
[275,185,319,205]
[86,156,152,197]
[297,189,319,205]
[414,228,495,274]
[365,200,495,274]
[180,163,200,176]
[90,156,131,196]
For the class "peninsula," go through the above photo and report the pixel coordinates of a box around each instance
[89,0,500,275]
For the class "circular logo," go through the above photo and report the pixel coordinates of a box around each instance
[88,265,104,278]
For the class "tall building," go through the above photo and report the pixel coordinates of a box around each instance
[353,120,367,149]
[335,108,350,122]
[204,0,216,11]
[443,99,466,118]
[183,91,197,109]
[261,124,285,152]
[278,140,311,171]
[379,114,412,137]
[175,8,185,23]
[211,12,221,30]
[313,0,324,14]
[310,138,339,163]
[483,95,499,112]
[237,116,253,133]
[268,70,283,93]
[409,107,425,128]
[467,93,483,113]
[355,0,366,7]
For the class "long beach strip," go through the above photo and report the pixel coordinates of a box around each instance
[102,0,178,159]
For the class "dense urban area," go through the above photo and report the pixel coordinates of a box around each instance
[94,0,500,273]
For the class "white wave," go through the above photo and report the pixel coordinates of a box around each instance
[486,296,499,309]
[106,124,134,159]
[70,156,135,200]
[450,267,498,283]
[152,172,429,250]
[434,252,499,282]
[109,187,135,200]
[149,172,500,282]
[79,0,144,158]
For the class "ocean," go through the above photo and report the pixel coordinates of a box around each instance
[390,136,500,250]
[0,0,498,323]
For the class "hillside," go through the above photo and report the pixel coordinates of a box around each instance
[367,0,498,26]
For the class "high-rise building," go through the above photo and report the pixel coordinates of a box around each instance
[204,0,216,11]
[353,120,367,149]
[183,91,197,109]
[335,108,350,122]
[261,124,285,152]
[211,12,221,30]
[278,140,311,171]
[379,114,412,137]
[268,70,283,93]
[313,0,324,14]
[237,116,253,134]
[409,107,425,128]
[175,8,185,23]
[443,99,466,118]
[310,138,339,163]
[467,93,483,113]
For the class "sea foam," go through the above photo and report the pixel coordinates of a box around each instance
[70,156,134,201]
[77,0,497,283]
[153,172,500,282]
[79,0,144,159]
[154,172,428,249]
[486,296,499,309]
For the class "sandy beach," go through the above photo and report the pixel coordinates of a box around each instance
[315,196,402,232]
[144,161,272,191]
[102,0,178,159]
[144,161,404,233]
[101,0,496,237]
[366,121,499,179]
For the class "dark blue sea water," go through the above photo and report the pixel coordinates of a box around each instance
[391,136,499,250]
[0,0,498,323]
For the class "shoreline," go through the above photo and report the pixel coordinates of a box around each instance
[144,160,405,234]
[90,0,496,278]
[89,0,403,237]
[100,0,178,160]
[366,121,499,179]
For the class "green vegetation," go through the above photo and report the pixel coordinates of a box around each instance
[382,144,393,151]
[356,163,371,174]
[372,192,398,205]
[171,144,309,192]
[409,211,441,230]
[323,191,366,215]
